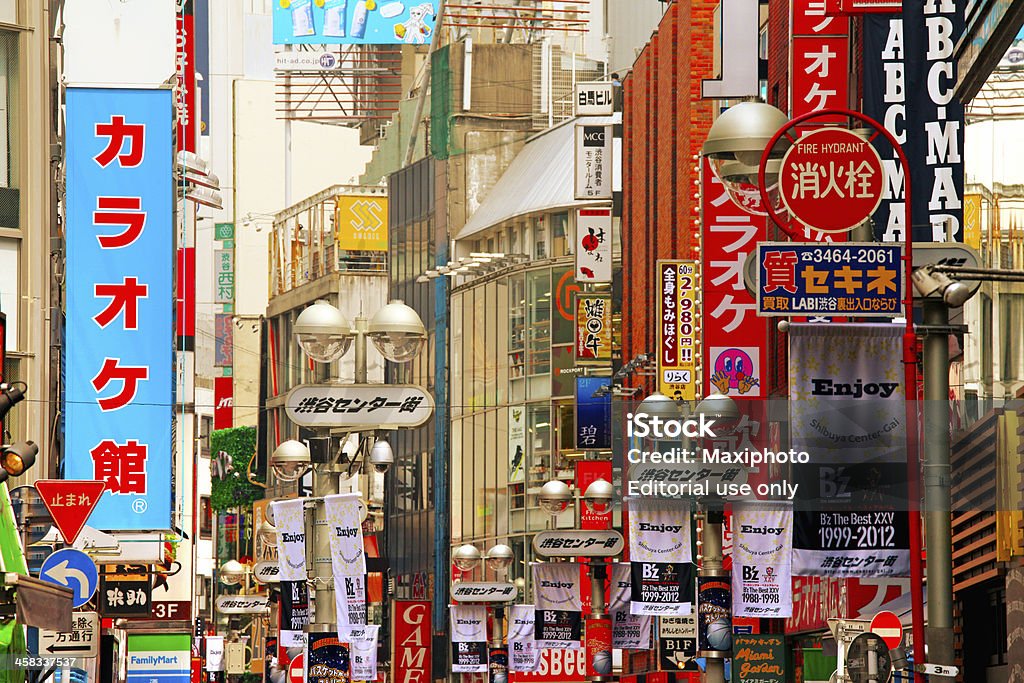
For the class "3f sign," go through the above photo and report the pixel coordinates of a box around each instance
[701,0,760,99]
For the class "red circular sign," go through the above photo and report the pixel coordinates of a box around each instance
[778,127,884,233]
[869,610,904,650]
[288,653,305,683]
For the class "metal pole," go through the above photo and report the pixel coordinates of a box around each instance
[491,606,505,648]
[589,559,606,617]
[284,46,293,207]
[923,298,955,679]
[404,1,446,166]
[700,511,726,683]
[353,316,368,384]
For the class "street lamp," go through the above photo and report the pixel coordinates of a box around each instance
[538,480,572,517]
[452,544,483,573]
[485,544,515,574]
[449,543,518,683]
[294,300,353,364]
[220,560,248,587]
[582,479,614,515]
[269,440,311,483]
[367,300,428,363]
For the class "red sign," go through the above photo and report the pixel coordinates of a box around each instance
[214,376,233,430]
[576,460,612,530]
[176,247,195,344]
[510,647,587,683]
[584,617,612,678]
[34,480,105,545]
[786,576,910,633]
[793,0,849,36]
[393,600,431,683]
[870,610,904,649]
[778,128,885,233]
[791,0,850,123]
[701,157,768,400]
[175,2,196,153]
[150,600,191,621]
[288,653,304,683]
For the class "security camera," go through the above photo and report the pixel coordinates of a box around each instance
[368,439,394,474]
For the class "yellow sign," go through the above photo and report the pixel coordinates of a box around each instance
[964,193,982,251]
[657,260,699,401]
[335,195,388,251]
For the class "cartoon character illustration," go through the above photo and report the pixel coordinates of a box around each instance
[710,348,760,395]
[394,3,435,44]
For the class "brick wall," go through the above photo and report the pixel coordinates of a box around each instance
[621,0,717,394]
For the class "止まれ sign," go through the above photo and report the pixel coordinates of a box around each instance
[756,243,903,317]
[285,383,434,428]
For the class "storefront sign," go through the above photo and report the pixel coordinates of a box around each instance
[575,82,614,116]
[575,208,612,283]
[65,87,174,531]
[286,384,434,428]
[393,600,431,683]
[216,595,271,614]
[575,376,611,451]
[532,530,623,558]
[576,460,613,530]
[575,124,613,200]
[214,313,233,366]
[731,634,786,683]
[657,260,699,401]
[658,616,698,672]
[175,1,196,152]
[306,632,351,683]
[215,248,234,304]
[253,560,282,584]
[127,634,190,683]
[336,195,388,251]
[574,294,612,364]
[510,647,586,682]
[697,578,732,654]
[756,243,902,317]
[214,375,233,430]
[100,567,152,618]
[150,600,191,621]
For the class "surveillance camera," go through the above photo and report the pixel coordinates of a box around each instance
[368,439,394,474]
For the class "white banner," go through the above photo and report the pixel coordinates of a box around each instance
[628,502,693,615]
[205,636,224,672]
[575,123,613,199]
[789,324,911,577]
[325,493,366,575]
[335,573,368,626]
[451,605,489,673]
[271,499,307,582]
[575,208,613,283]
[732,502,793,618]
[340,624,379,680]
[533,563,582,649]
[609,563,652,649]
[508,604,541,672]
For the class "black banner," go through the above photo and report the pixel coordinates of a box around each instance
[904,0,965,242]
[534,609,582,643]
[281,580,310,632]
[629,562,694,609]
[452,641,488,671]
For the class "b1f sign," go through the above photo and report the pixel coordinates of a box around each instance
[575,124,613,200]
[575,82,614,116]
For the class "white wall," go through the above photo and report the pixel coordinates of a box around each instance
[233,78,373,316]
[63,0,175,85]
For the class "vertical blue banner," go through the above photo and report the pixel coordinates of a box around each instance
[576,376,612,451]
[65,88,173,531]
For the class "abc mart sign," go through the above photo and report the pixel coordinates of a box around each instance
[274,50,341,72]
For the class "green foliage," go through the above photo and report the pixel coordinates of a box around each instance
[209,426,263,512]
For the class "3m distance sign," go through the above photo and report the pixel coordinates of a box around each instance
[779,127,884,233]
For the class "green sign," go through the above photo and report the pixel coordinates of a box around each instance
[214,222,234,241]
[732,634,787,683]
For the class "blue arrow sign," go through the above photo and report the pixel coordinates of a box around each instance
[39,548,98,609]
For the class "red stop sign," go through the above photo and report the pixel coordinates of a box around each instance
[869,610,904,650]
[778,127,884,233]
[288,653,305,683]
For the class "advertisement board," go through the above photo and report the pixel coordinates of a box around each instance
[336,195,388,251]
[126,634,190,683]
[657,260,699,401]
[273,1,439,45]
[575,377,611,451]
[574,294,612,365]
[393,600,431,683]
[575,123,613,200]
[65,87,174,531]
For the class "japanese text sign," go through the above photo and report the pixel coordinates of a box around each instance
[214,248,234,304]
[756,243,902,317]
[575,376,612,451]
[575,293,612,365]
[575,123,613,200]
[286,383,435,428]
[100,568,152,618]
[575,208,612,282]
[701,158,767,399]
[657,260,699,401]
[575,82,614,116]
[791,0,850,121]
[779,128,885,233]
[65,88,174,531]
[793,0,849,36]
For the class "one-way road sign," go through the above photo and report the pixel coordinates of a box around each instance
[40,611,99,658]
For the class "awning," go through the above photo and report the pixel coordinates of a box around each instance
[3,572,73,631]
[455,113,621,241]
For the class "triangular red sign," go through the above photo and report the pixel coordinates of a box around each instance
[34,480,106,546]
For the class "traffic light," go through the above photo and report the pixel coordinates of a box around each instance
[0,441,37,484]
[0,383,24,421]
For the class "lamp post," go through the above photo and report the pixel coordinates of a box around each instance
[538,477,619,681]
[274,298,427,633]
[450,543,518,682]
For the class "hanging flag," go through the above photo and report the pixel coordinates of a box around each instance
[608,563,652,649]
[789,324,910,576]
[508,605,540,672]
[280,580,310,647]
[335,573,368,627]
[451,604,489,673]
[732,502,793,618]
[270,498,306,582]
[325,493,366,575]
[533,563,583,648]
[628,502,694,615]
[340,624,379,680]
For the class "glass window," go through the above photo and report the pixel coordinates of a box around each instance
[0,31,17,191]
[471,287,487,408]
[451,419,463,540]
[496,406,510,537]
[527,403,552,490]
[533,218,548,260]
[551,266,575,345]
[473,412,486,540]
[551,213,569,256]
[485,281,498,405]
[527,269,551,377]
[451,291,465,417]
[509,274,526,383]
